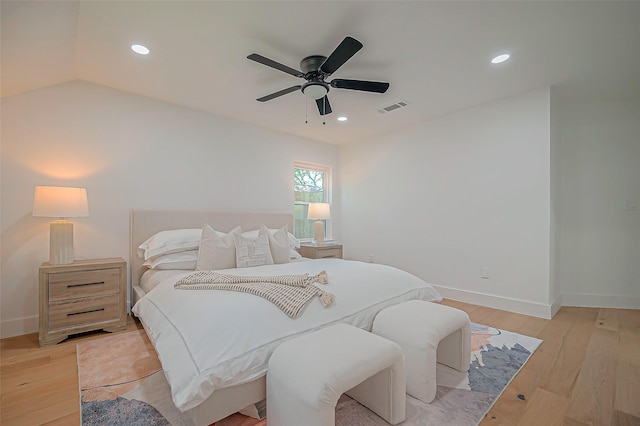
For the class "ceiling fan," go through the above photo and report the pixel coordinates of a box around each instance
[248,36,389,116]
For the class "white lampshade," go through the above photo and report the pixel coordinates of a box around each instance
[33,186,89,218]
[308,203,331,246]
[307,203,331,220]
[33,186,89,265]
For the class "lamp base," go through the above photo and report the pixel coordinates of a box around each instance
[49,220,74,265]
[313,220,325,247]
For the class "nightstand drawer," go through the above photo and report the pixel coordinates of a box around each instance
[315,247,342,258]
[299,244,343,259]
[49,294,121,330]
[48,268,121,301]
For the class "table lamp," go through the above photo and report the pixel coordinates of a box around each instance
[33,186,89,265]
[307,202,331,247]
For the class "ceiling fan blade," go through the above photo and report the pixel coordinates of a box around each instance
[257,85,301,102]
[320,36,363,75]
[315,96,332,115]
[330,79,390,93]
[247,54,303,78]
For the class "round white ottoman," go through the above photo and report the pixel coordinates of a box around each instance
[267,323,406,426]
[372,300,471,404]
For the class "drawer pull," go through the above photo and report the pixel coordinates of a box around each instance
[67,308,105,317]
[67,281,105,288]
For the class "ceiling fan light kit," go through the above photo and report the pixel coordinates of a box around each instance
[302,81,328,100]
[248,36,389,116]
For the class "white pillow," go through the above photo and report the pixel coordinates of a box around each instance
[234,228,274,268]
[138,228,202,260]
[241,227,300,250]
[143,250,198,270]
[196,225,241,271]
[290,249,302,260]
[263,225,290,264]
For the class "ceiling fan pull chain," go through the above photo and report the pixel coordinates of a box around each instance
[323,97,326,125]
[305,98,308,124]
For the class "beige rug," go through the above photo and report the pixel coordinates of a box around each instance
[77,325,541,425]
[78,329,161,402]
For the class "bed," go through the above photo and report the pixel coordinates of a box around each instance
[130,209,442,425]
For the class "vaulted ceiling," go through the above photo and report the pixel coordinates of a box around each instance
[2,1,639,145]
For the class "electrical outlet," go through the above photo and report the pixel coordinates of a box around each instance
[481,267,490,279]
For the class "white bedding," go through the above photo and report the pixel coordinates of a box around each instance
[132,258,442,412]
[140,269,185,293]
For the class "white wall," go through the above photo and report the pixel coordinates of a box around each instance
[549,89,562,315]
[558,100,640,308]
[0,80,339,338]
[340,88,553,317]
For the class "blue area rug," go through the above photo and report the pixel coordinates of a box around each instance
[78,323,541,426]
[82,397,170,426]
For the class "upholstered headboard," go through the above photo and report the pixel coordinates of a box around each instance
[129,209,294,294]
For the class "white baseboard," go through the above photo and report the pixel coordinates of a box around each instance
[1,315,38,339]
[433,285,554,319]
[559,293,640,310]
[550,302,562,317]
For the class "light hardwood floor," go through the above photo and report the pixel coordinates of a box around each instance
[1,302,638,425]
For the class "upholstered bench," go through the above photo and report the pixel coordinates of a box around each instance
[267,323,406,426]
[372,300,471,404]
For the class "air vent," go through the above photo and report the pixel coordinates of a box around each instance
[378,100,408,114]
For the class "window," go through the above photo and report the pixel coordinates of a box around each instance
[294,162,331,240]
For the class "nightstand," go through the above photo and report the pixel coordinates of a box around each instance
[39,257,127,347]
[299,244,343,259]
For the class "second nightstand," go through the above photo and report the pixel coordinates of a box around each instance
[39,257,127,347]
[299,244,343,259]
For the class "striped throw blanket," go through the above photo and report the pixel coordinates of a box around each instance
[175,270,334,318]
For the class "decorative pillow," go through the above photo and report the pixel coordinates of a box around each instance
[241,227,300,250]
[287,232,301,249]
[234,229,274,268]
[138,228,202,260]
[290,249,302,260]
[263,225,291,264]
[143,250,198,270]
[196,225,241,271]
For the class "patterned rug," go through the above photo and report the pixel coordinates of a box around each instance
[77,324,541,426]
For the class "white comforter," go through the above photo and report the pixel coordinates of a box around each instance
[132,258,442,412]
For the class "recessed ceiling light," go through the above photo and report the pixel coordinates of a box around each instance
[337,116,348,122]
[491,53,510,64]
[131,44,150,55]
